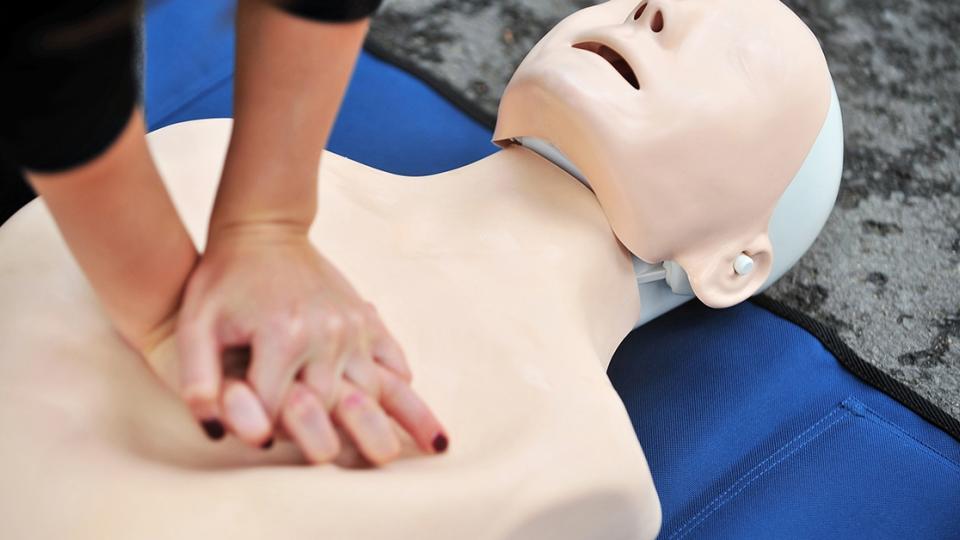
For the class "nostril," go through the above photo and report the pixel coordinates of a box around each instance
[633,2,647,20]
[650,10,664,32]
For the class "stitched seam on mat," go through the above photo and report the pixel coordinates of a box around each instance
[847,399,960,472]
[750,295,960,442]
[668,407,851,540]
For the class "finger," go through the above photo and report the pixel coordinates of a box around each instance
[365,305,412,382]
[340,309,381,398]
[342,345,381,400]
[248,325,309,420]
[281,382,341,464]
[301,359,341,411]
[221,380,273,449]
[377,367,448,454]
[175,312,225,440]
[333,381,401,466]
[298,311,351,409]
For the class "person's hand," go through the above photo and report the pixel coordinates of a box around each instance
[141,330,447,466]
[173,223,447,464]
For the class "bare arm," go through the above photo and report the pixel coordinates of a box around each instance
[26,110,197,353]
[209,0,366,235]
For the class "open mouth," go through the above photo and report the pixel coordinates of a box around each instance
[572,41,639,89]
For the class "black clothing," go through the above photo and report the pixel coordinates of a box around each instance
[0,0,382,223]
[273,0,383,22]
[0,155,35,225]
[0,1,139,173]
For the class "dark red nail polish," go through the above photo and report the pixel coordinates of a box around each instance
[432,433,448,453]
[260,437,274,450]
[201,419,226,441]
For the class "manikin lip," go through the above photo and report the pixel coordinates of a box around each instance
[571,41,640,89]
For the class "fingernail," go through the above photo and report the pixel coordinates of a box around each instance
[201,419,226,441]
[432,433,448,453]
[260,437,275,450]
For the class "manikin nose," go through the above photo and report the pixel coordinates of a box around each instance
[630,1,665,33]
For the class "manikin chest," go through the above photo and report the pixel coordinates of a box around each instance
[0,119,658,540]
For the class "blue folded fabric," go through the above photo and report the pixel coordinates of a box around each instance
[145,2,960,538]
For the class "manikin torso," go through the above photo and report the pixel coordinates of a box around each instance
[0,1,835,537]
[0,119,661,540]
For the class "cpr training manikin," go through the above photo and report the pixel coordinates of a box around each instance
[0,0,840,538]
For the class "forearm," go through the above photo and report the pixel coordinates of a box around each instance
[26,110,198,351]
[209,0,368,237]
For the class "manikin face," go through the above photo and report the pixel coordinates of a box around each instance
[494,0,831,307]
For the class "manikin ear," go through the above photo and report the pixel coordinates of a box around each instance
[674,233,773,309]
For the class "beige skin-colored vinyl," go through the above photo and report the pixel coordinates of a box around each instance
[0,120,659,539]
[0,0,831,537]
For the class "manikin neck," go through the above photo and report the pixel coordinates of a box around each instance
[507,137,684,284]
[500,137,697,328]
[370,143,643,362]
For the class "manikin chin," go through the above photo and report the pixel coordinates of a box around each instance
[0,1,837,539]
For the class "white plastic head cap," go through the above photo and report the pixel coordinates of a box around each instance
[760,81,844,290]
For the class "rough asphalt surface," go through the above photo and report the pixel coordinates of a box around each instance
[367,0,960,418]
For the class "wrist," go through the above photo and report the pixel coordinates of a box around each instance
[206,216,314,250]
[207,144,319,242]
[135,311,180,358]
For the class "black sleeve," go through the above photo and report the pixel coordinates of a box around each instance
[0,0,376,175]
[269,0,384,22]
[0,0,138,173]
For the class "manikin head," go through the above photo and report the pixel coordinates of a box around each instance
[494,0,832,307]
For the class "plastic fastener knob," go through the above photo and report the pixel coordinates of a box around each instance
[733,253,754,276]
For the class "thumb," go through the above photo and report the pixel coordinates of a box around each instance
[176,313,226,440]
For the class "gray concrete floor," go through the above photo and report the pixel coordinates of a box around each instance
[368,0,960,418]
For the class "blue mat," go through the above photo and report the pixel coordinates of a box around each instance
[611,301,959,538]
[145,3,960,538]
